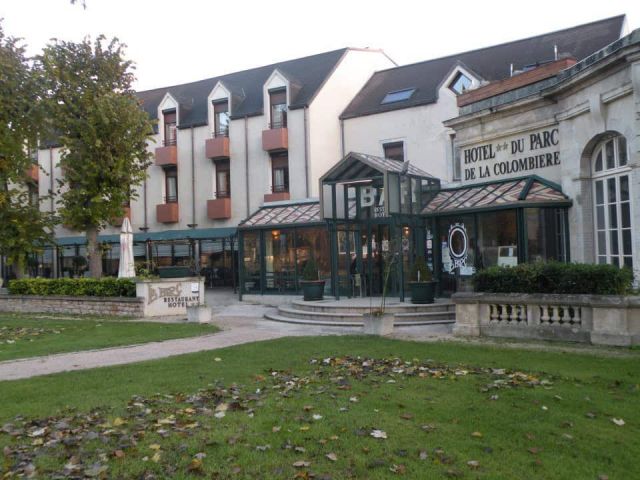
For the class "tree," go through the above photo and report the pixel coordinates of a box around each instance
[39,36,153,278]
[0,22,55,278]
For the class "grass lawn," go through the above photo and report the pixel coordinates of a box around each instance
[1,336,638,479]
[0,313,218,362]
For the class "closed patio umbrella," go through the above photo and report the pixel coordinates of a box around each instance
[118,217,135,278]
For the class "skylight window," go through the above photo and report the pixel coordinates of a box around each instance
[449,72,472,95]
[381,88,415,104]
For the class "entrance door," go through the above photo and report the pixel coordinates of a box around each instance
[360,224,391,296]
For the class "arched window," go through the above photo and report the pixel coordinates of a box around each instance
[592,134,633,268]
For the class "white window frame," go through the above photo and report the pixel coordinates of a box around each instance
[592,135,633,269]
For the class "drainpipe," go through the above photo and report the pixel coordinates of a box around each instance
[190,126,196,228]
[142,176,148,231]
[303,106,310,198]
[49,147,58,278]
[48,148,54,213]
[244,116,250,217]
[340,118,346,158]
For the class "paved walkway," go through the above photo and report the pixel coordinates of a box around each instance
[0,291,452,381]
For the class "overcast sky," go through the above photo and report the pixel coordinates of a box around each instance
[1,0,638,91]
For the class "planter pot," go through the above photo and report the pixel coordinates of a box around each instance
[158,266,194,278]
[300,280,325,301]
[363,312,394,336]
[409,281,436,304]
[187,305,212,323]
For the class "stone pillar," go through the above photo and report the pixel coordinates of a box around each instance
[452,293,481,336]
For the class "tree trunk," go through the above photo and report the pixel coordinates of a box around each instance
[12,258,27,279]
[86,226,103,278]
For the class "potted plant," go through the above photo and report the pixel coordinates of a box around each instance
[409,256,435,304]
[364,247,397,335]
[300,257,325,301]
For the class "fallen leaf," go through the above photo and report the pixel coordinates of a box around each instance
[326,452,338,462]
[187,458,204,473]
[371,429,387,439]
[612,418,625,426]
[467,460,480,469]
[151,452,162,463]
[293,460,311,468]
[272,426,281,433]
[471,431,483,438]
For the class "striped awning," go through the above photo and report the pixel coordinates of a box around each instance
[422,176,571,215]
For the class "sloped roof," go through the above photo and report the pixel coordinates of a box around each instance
[341,15,625,119]
[321,152,435,183]
[239,200,322,229]
[137,48,352,128]
[421,176,571,215]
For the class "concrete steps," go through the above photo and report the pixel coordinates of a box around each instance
[263,298,456,327]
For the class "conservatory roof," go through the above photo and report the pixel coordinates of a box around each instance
[421,175,571,215]
[239,200,322,229]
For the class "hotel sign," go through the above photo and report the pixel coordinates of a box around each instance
[461,127,560,184]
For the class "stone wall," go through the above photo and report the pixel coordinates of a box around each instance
[452,292,640,346]
[0,295,144,317]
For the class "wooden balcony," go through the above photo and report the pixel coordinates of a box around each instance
[264,191,290,203]
[26,164,39,183]
[111,206,131,227]
[262,127,288,152]
[155,145,177,167]
[205,136,230,160]
[207,197,231,219]
[156,202,179,223]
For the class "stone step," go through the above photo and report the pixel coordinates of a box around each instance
[264,311,455,327]
[394,311,456,322]
[277,306,362,323]
[264,312,362,327]
[291,299,454,314]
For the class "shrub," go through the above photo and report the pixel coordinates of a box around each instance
[301,257,319,281]
[7,278,137,297]
[410,256,432,282]
[472,262,634,295]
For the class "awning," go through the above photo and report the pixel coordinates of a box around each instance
[55,227,237,246]
[421,176,571,215]
[239,199,322,229]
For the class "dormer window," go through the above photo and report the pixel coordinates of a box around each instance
[381,88,415,105]
[213,100,230,137]
[449,72,471,95]
[163,110,177,146]
[269,89,287,129]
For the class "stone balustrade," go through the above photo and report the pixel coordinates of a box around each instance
[452,292,640,346]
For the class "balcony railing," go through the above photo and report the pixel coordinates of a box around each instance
[163,137,177,147]
[213,127,229,138]
[216,190,230,199]
[164,194,178,203]
[272,184,289,193]
[269,119,287,129]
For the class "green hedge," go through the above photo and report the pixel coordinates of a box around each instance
[472,262,634,295]
[7,278,137,298]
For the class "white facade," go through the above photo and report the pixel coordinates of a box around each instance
[342,66,481,182]
[38,49,394,241]
[445,30,640,281]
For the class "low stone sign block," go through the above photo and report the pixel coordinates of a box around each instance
[136,277,205,317]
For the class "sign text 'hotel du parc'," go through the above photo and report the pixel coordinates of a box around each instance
[461,127,560,184]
